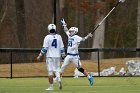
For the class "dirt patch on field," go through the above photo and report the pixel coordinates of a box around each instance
[0,58,140,77]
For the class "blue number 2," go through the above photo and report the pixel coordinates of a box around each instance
[52,39,57,48]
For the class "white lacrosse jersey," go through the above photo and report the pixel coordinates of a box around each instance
[67,35,83,54]
[43,34,64,57]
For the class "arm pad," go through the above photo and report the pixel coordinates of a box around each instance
[41,48,47,54]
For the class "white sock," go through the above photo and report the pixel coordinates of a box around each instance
[57,77,61,82]
[55,71,61,82]
[54,77,58,81]
[87,74,91,78]
[50,84,53,88]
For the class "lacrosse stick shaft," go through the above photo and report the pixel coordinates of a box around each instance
[91,1,121,35]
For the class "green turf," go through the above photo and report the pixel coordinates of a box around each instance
[0,77,140,93]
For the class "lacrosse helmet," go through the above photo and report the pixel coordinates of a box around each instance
[69,27,78,36]
[48,24,56,33]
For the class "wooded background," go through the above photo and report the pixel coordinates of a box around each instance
[0,0,139,59]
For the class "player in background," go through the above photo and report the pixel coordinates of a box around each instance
[60,19,94,86]
[37,24,65,90]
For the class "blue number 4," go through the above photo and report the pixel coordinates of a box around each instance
[52,39,57,48]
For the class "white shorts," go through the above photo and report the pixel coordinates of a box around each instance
[46,57,61,75]
[63,55,82,68]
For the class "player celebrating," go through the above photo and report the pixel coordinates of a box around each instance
[60,19,94,85]
[37,24,65,90]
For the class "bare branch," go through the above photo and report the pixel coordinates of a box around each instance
[0,0,8,25]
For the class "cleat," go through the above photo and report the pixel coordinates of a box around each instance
[45,87,54,91]
[88,76,94,86]
[58,81,62,90]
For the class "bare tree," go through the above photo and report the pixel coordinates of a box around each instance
[91,0,106,60]
[0,0,7,26]
[137,0,140,48]
[137,0,140,56]
[15,0,27,48]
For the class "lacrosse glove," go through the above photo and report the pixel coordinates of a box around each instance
[60,18,67,27]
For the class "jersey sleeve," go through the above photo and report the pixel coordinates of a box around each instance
[75,35,83,43]
[60,36,64,48]
[59,35,65,54]
[43,35,49,48]
[57,35,64,48]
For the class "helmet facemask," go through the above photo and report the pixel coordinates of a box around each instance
[49,29,55,33]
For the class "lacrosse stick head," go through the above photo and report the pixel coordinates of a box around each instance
[48,24,56,33]
[119,0,125,3]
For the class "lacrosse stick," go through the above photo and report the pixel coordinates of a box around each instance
[61,0,125,39]
[90,0,126,35]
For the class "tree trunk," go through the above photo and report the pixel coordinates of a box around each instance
[15,0,27,48]
[137,0,140,56]
[91,0,105,60]
[91,15,105,60]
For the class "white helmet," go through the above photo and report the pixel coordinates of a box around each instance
[48,24,56,33]
[69,27,78,34]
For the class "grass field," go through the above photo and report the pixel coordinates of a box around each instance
[0,77,140,93]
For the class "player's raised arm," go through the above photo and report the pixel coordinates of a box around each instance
[60,18,69,36]
[82,33,93,41]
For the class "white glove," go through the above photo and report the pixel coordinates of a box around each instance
[84,33,93,40]
[60,18,67,27]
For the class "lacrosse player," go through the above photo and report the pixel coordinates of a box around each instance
[60,19,94,86]
[37,24,65,90]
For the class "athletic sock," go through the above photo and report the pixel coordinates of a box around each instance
[50,84,53,88]
[57,77,61,82]
[87,74,91,78]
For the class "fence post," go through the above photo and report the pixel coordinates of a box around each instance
[97,49,100,76]
[10,51,13,79]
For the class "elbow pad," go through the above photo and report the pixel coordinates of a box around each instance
[41,48,47,54]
